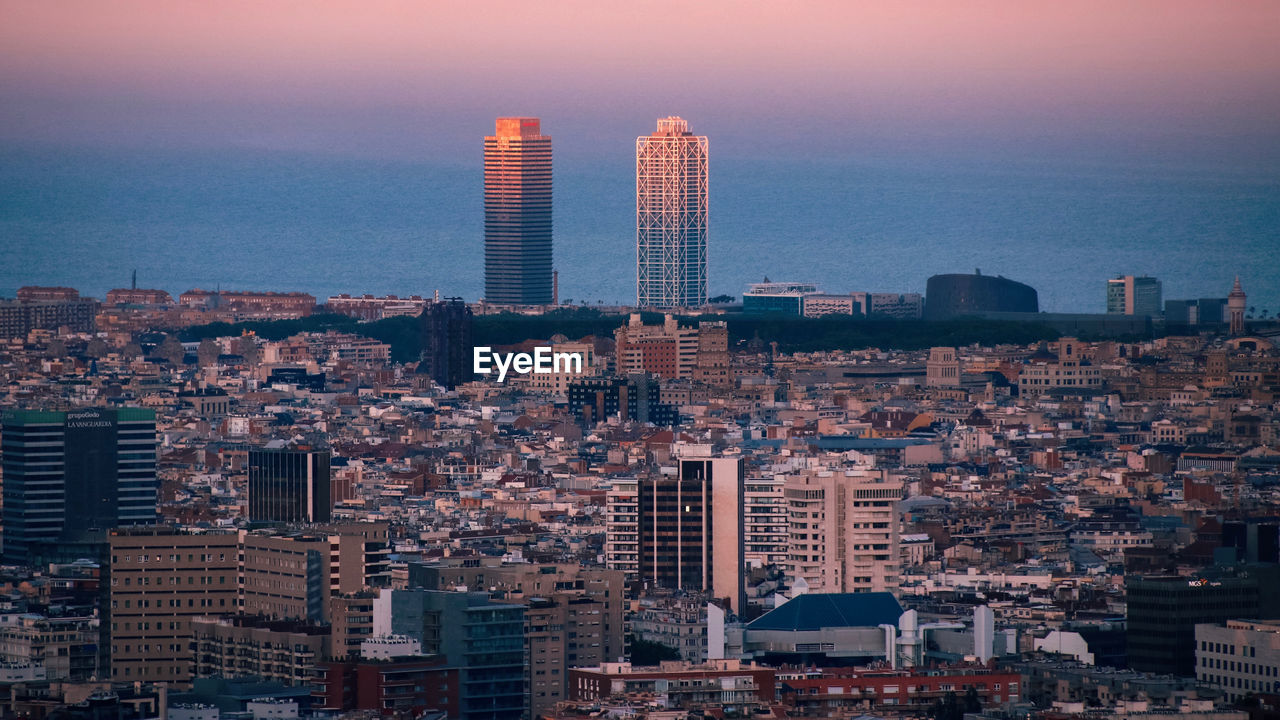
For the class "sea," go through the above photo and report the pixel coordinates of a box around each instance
[2,143,1277,315]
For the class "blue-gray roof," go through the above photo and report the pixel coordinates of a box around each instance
[747,592,903,631]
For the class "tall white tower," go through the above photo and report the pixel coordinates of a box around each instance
[636,117,708,309]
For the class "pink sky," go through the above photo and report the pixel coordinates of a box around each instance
[3,1,1278,158]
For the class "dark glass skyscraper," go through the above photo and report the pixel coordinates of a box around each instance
[1,407,157,565]
[419,298,473,389]
[247,447,332,524]
[484,117,552,305]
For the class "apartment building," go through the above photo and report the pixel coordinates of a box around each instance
[784,469,904,594]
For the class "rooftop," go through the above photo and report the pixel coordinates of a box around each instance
[747,592,903,632]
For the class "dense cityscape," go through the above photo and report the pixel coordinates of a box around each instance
[1,102,1278,720]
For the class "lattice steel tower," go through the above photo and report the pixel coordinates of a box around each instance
[636,116,708,309]
[484,117,552,304]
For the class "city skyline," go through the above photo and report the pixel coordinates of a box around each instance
[3,4,1280,716]
[3,3,1280,311]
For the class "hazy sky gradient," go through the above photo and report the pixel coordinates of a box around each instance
[4,1,1279,163]
[3,2,1279,310]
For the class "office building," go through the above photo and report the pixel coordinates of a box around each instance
[484,117,553,305]
[1165,297,1228,326]
[1107,275,1163,317]
[742,281,819,315]
[609,447,745,611]
[1127,570,1269,677]
[803,294,860,317]
[419,298,473,389]
[783,469,904,594]
[1195,620,1280,701]
[636,116,709,309]
[407,559,624,661]
[239,523,391,623]
[923,272,1038,320]
[247,447,332,524]
[108,528,240,687]
[1,408,157,566]
[1220,519,1280,564]
[388,590,527,720]
[857,292,925,319]
[110,524,388,687]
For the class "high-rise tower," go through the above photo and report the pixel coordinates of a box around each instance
[484,117,552,305]
[1,407,157,566]
[636,117,708,309]
[606,446,744,612]
[419,298,473,389]
[783,468,904,595]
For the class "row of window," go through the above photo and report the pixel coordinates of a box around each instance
[1200,673,1277,693]
[113,597,227,609]
[1200,656,1278,676]
[113,552,225,563]
[114,575,227,586]
[1201,640,1256,657]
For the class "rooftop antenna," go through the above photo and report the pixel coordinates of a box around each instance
[131,269,137,290]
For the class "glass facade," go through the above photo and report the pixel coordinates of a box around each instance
[484,117,553,305]
[1,408,156,566]
[247,448,332,524]
[391,590,527,720]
